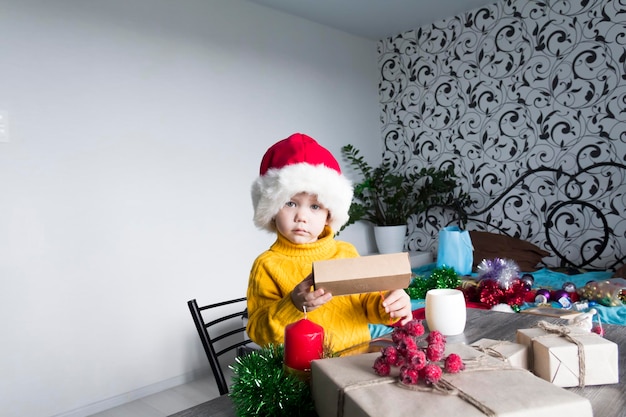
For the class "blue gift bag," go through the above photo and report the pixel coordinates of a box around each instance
[436,226,474,275]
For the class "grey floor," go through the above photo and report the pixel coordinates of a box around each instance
[88,374,221,417]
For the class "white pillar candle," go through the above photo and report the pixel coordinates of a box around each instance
[425,288,467,336]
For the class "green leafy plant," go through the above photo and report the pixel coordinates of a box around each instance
[340,144,473,229]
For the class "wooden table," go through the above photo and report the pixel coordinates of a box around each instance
[170,308,626,417]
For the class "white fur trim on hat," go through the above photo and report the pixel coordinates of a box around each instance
[251,163,353,233]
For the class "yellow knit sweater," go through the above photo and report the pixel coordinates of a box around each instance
[246,226,394,353]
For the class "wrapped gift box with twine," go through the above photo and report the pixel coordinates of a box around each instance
[516,321,619,388]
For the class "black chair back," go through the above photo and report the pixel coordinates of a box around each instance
[187,298,254,395]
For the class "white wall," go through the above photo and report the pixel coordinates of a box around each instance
[0,1,382,415]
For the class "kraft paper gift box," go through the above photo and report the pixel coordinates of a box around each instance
[471,338,529,370]
[516,323,619,387]
[311,343,592,417]
[313,253,412,296]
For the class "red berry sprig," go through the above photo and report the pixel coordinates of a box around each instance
[372,320,465,386]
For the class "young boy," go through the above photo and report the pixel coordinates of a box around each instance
[247,133,412,353]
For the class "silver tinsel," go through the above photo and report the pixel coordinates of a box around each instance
[476,258,520,290]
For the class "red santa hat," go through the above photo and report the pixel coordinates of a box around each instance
[251,133,353,233]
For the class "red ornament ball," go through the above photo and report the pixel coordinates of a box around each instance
[400,365,420,385]
[373,356,391,376]
[426,330,446,345]
[380,346,398,366]
[404,319,425,337]
[444,354,465,373]
[426,342,445,362]
[391,328,408,344]
[408,350,427,370]
[421,363,443,385]
[591,324,605,336]
[397,337,419,359]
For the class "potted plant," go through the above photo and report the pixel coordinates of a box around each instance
[340,144,473,253]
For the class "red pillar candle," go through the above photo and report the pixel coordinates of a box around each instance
[284,318,324,371]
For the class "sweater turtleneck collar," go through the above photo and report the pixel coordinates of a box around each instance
[271,225,337,259]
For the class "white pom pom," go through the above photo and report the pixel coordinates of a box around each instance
[490,303,515,313]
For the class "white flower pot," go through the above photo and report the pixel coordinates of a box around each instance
[373,225,407,254]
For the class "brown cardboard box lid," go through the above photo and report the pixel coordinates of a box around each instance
[313,252,412,296]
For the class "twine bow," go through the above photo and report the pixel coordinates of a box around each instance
[397,377,498,417]
[471,341,510,363]
[536,320,586,387]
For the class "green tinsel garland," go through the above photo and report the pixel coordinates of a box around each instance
[229,344,317,417]
[405,265,461,299]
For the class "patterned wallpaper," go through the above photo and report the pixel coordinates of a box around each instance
[378,0,626,270]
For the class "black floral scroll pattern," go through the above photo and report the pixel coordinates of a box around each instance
[378,0,626,270]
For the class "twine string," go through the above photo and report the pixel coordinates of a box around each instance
[336,377,396,417]
[470,341,510,363]
[536,320,586,387]
[396,378,497,417]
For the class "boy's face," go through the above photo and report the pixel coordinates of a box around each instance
[274,192,330,244]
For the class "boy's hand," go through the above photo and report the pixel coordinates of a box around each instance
[383,289,413,325]
[290,274,332,313]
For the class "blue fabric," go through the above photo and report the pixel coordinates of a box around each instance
[368,264,624,339]
[529,268,613,289]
